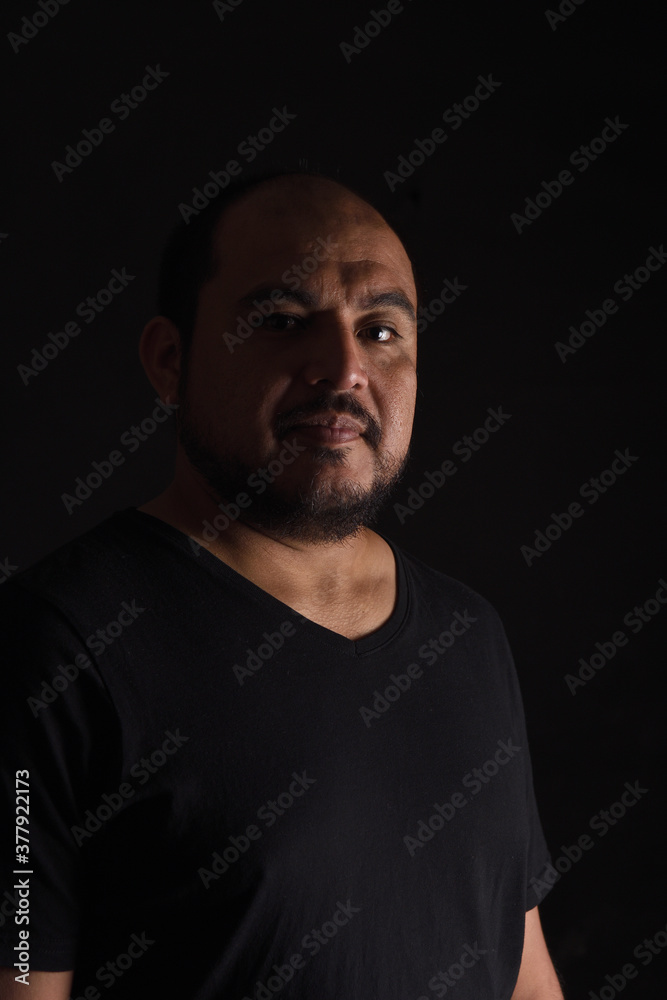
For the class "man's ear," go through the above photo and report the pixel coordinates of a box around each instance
[139,315,182,404]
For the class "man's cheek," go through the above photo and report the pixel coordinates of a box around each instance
[381,409,412,455]
[386,371,417,427]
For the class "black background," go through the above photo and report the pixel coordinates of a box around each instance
[2,0,665,995]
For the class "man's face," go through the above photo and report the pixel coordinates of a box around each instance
[177,180,418,544]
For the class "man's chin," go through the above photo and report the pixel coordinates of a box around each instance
[230,478,394,545]
[240,509,367,545]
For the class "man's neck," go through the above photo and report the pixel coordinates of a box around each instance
[138,479,398,641]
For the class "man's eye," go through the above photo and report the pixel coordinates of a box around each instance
[258,312,300,331]
[364,325,399,342]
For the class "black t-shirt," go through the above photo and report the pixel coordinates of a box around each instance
[0,509,554,999]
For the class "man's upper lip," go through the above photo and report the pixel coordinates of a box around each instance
[288,412,365,433]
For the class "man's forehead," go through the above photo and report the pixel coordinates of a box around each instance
[216,210,395,253]
[214,209,411,284]
[222,245,416,312]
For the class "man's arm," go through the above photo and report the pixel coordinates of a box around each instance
[511,905,565,999]
[0,966,73,999]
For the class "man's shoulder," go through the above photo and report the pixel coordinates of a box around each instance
[0,509,149,619]
[381,532,505,628]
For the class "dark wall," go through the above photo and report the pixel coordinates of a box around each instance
[3,0,665,994]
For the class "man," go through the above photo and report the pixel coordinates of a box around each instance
[0,170,565,997]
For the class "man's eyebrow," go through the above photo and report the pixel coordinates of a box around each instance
[355,290,416,323]
[239,286,416,322]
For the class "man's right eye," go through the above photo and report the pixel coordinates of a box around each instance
[257,313,301,331]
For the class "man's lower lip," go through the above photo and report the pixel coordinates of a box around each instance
[290,426,361,444]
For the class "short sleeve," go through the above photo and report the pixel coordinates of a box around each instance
[0,581,120,970]
[487,603,556,911]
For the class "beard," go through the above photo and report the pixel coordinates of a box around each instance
[177,389,410,545]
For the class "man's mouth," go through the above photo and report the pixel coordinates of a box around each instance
[287,412,365,444]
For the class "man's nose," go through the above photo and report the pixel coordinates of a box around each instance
[299,320,370,391]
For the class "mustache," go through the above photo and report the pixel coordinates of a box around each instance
[275,392,382,450]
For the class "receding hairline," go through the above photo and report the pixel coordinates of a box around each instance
[209,173,407,266]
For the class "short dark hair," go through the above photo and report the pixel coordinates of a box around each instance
[156,167,419,382]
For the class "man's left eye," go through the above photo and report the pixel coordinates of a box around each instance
[364,325,398,342]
